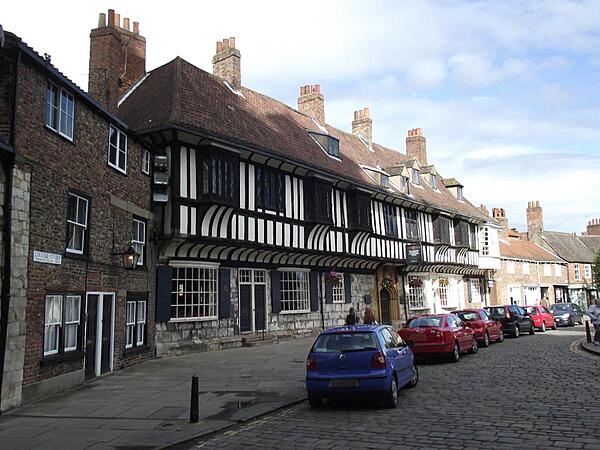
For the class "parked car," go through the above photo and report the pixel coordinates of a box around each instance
[456,308,504,347]
[305,325,418,409]
[523,305,557,331]
[398,313,478,362]
[484,305,535,338]
[549,302,584,327]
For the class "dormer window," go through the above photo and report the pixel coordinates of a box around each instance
[457,186,464,201]
[430,174,437,190]
[411,168,420,185]
[380,173,390,188]
[310,132,340,158]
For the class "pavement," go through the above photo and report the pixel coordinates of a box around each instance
[581,338,600,356]
[0,336,315,450]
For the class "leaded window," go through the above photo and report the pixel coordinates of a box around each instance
[454,220,469,246]
[45,83,74,140]
[347,191,372,231]
[405,210,420,240]
[201,153,237,205]
[171,266,218,319]
[280,270,310,312]
[408,282,426,310]
[433,215,451,244]
[305,178,332,224]
[256,166,285,212]
[66,192,89,254]
[383,204,398,237]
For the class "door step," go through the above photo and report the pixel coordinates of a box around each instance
[241,333,276,347]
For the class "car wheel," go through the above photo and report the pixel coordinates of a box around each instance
[514,325,520,338]
[449,341,460,363]
[482,332,490,347]
[385,377,399,408]
[529,320,535,335]
[569,317,574,327]
[406,364,419,388]
[469,337,478,354]
[540,321,546,332]
[497,332,504,343]
[552,321,557,330]
[308,395,323,409]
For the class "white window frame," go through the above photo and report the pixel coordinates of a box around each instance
[44,294,81,356]
[507,260,515,274]
[408,280,426,310]
[126,301,136,349]
[66,192,89,254]
[45,83,74,140]
[544,263,552,276]
[522,262,530,275]
[480,226,490,256]
[280,269,310,313]
[554,264,562,277]
[584,264,592,279]
[126,300,147,349]
[438,278,449,307]
[332,277,345,304]
[170,263,219,320]
[136,301,146,346]
[469,279,482,303]
[132,218,146,266]
[108,125,128,174]
[411,168,420,185]
[141,149,151,175]
[574,264,581,281]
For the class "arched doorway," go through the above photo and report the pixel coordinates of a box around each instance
[379,289,391,325]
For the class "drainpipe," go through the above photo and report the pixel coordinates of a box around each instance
[0,46,19,413]
[319,272,325,331]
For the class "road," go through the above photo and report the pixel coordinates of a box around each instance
[176,326,600,450]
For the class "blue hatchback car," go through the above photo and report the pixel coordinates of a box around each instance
[306,324,418,408]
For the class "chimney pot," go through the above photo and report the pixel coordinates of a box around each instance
[230,37,235,49]
[133,22,139,34]
[123,18,130,31]
[298,83,325,124]
[216,41,223,53]
[98,12,106,28]
[223,38,230,50]
[114,13,120,27]
[108,9,115,27]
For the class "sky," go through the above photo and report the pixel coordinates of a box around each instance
[3,0,600,234]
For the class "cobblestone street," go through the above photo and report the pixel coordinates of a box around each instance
[181,327,600,450]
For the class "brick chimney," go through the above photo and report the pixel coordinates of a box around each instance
[352,108,372,150]
[88,9,146,113]
[492,207,509,240]
[526,200,544,237]
[587,218,600,236]
[212,37,241,90]
[406,128,427,166]
[298,84,325,125]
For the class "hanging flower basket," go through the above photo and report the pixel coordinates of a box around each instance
[325,271,343,283]
[409,277,423,288]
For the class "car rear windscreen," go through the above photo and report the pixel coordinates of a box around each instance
[407,316,443,327]
[457,312,479,321]
[486,307,506,318]
[312,332,378,352]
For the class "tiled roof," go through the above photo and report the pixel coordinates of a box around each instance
[542,231,596,263]
[118,57,491,223]
[499,238,562,262]
[579,236,600,254]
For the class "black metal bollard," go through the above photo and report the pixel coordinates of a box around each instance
[190,375,199,423]
[585,321,592,343]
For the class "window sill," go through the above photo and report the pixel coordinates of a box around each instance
[40,350,84,367]
[64,252,90,262]
[123,345,150,357]
[45,125,75,145]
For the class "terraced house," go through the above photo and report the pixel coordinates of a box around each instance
[84,10,497,355]
[0,22,156,411]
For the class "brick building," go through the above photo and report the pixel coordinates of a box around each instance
[0,22,156,411]
[488,207,568,306]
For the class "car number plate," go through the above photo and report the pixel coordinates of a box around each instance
[329,379,358,388]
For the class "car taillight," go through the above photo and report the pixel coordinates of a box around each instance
[506,311,511,319]
[306,355,317,371]
[371,351,387,369]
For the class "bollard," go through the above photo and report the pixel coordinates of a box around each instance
[190,375,199,423]
[585,321,592,343]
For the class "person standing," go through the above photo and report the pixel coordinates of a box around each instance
[363,307,378,325]
[587,299,600,345]
[345,307,358,325]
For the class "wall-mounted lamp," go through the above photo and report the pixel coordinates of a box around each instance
[119,246,139,270]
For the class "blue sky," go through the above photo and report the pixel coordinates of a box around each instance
[4,0,600,233]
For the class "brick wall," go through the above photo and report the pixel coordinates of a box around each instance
[12,52,155,398]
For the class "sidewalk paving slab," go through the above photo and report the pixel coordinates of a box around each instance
[0,336,314,449]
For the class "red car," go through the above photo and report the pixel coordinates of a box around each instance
[524,305,556,332]
[399,313,478,363]
[456,308,504,347]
